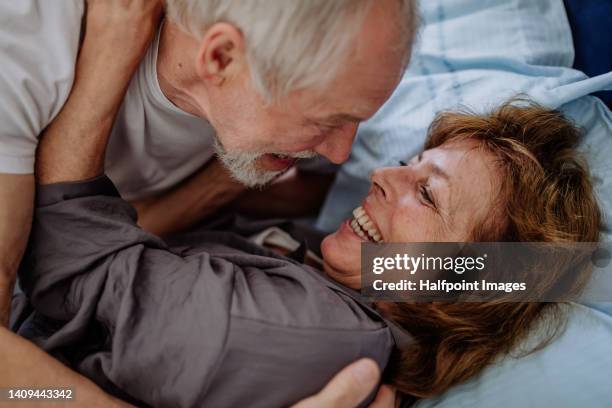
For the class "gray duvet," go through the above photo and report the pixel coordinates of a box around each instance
[15,176,409,408]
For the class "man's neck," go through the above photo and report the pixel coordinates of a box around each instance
[156,22,210,118]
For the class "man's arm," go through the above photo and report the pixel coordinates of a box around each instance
[134,165,333,237]
[231,167,335,219]
[36,0,162,185]
[0,327,131,408]
[0,174,33,326]
[132,158,245,236]
[0,1,161,406]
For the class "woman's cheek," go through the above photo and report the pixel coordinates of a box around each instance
[390,206,411,231]
[389,207,425,242]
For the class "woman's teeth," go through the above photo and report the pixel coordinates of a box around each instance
[350,206,383,242]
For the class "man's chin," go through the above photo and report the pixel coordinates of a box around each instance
[227,165,285,188]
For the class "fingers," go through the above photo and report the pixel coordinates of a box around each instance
[292,358,381,408]
[369,385,397,408]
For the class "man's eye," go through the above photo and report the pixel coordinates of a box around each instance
[315,123,340,134]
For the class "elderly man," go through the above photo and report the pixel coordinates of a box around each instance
[0,0,416,406]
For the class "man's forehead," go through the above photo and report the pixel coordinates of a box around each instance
[313,92,390,121]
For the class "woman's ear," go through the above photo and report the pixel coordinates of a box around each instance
[196,22,246,86]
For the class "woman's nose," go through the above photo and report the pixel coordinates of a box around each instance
[371,165,414,193]
[370,168,386,183]
[370,167,396,198]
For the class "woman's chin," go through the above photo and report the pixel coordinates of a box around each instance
[321,229,361,289]
[322,260,361,289]
[320,234,336,264]
[321,229,349,263]
[322,219,365,255]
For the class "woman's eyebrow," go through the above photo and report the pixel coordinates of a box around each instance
[431,163,450,181]
[432,184,452,221]
[421,152,450,181]
[428,162,452,215]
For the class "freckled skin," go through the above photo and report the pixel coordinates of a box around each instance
[321,139,502,288]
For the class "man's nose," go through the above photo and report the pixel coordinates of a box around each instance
[313,123,359,164]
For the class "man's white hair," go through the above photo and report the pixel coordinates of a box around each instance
[166,0,418,101]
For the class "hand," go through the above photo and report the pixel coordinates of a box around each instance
[291,359,398,408]
[0,327,135,408]
[84,0,164,71]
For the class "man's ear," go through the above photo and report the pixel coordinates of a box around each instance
[196,22,246,86]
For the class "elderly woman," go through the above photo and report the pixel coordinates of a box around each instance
[16,7,601,408]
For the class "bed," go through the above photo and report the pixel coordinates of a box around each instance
[314,0,612,406]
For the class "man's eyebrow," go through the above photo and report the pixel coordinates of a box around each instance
[321,113,366,123]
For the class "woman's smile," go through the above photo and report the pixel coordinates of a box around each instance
[349,206,384,242]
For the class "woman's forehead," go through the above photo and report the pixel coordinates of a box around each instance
[429,141,501,225]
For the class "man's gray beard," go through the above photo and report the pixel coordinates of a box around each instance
[213,137,317,188]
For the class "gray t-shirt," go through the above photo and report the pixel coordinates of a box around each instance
[17,176,410,407]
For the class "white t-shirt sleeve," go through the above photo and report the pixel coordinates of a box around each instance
[0,0,84,174]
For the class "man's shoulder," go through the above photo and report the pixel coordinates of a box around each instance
[0,0,85,174]
[0,0,84,20]
[0,0,84,47]
[0,0,84,80]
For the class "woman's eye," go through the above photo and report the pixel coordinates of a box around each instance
[420,184,435,207]
[399,160,408,166]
